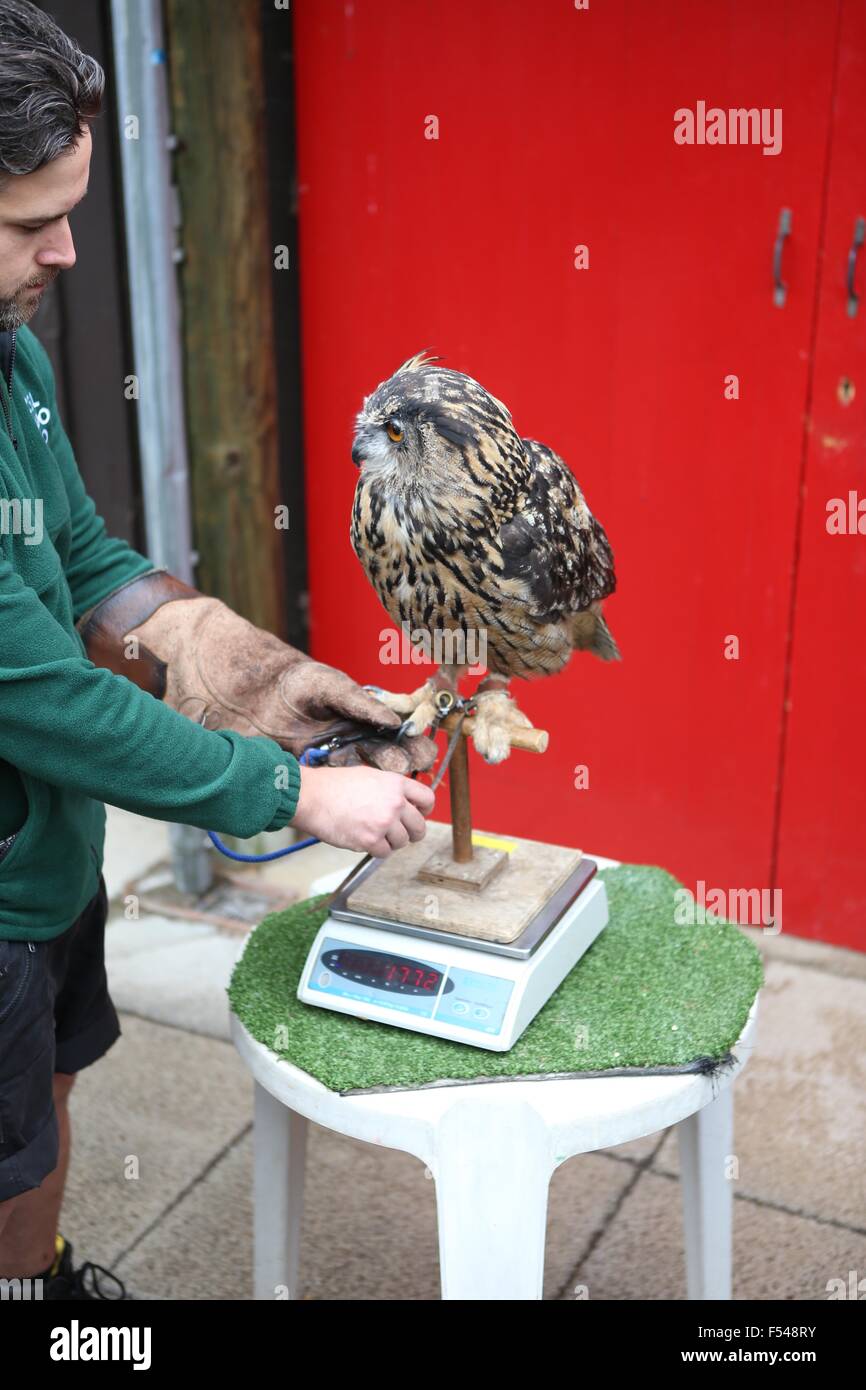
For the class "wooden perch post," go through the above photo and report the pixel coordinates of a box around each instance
[416,711,549,894]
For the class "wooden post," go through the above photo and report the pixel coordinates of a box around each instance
[416,711,550,892]
[163,0,286,634]
[448,725,473,863]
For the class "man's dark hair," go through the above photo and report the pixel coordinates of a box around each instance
[0,0,103,190]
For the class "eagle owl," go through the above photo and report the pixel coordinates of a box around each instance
[350,352,619,763]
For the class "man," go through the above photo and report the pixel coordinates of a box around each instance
[0,0,435,1300]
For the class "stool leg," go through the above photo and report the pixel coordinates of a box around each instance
[678,1087,734,1299]
[432,1098,553,1300]
[253,1081,308,1300]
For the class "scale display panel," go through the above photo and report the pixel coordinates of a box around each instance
[307,936,515,1034]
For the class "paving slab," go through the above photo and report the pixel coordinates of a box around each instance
[103,806,170,899]
[652,958,866,1229]
[61,1015,253,1265]
[571,1168,866,1301]
[105,923,246,1039]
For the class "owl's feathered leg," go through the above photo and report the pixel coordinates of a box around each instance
[470,676,535,765]
[364,666,462,736]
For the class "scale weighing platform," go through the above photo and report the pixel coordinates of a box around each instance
[297,849,608,1052]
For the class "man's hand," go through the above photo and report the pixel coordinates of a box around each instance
[290,766,435,857]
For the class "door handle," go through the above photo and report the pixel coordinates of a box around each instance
[773,208,792,307]
[846,216,865,317]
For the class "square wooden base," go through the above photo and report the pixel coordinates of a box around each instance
[346,821,583,945]
[417,844,507,894]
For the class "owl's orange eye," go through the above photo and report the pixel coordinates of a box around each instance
[386,419,403,443]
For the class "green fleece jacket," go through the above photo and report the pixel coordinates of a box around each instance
[0,325,301,941]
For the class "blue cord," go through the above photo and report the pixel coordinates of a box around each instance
[206,829,319,862]
[206,745,328,863]
[206,712,422,866]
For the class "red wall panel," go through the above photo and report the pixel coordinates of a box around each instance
[292,0,839,934]
[775,0,866,949]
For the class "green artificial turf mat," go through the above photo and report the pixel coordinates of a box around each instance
[227,863,763,1095]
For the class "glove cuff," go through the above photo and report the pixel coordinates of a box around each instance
[77,570,351,751]
[76,568,200,696]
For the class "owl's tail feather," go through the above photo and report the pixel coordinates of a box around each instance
[572,611,619,664]
[593,614,622,661]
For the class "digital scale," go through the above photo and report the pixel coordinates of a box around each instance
[298,847,608,1051]
[297,699,608,1052]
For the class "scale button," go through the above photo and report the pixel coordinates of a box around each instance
[452,1001,468,1015]
[473,1006,490,1020]
[318,971,331,986]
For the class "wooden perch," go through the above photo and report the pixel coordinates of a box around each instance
[435,710,550,870]
[459,718,548,755]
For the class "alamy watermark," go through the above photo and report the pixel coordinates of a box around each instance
[50,1320,151,1369]
[826,491,866,534]
[675,102,782,157]
[826,1270,866,1299]
[379,621,486,675]
[674,880,781,935]
[0,496,43,545]
[0,1276,43,1300]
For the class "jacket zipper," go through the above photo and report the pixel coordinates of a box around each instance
[1,328,19,451]
[0,939,34,1027]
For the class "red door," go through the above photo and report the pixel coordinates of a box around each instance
[292,1,843,936]
[775,0,866,948]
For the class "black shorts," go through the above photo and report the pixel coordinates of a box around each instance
[0,876,121,1202]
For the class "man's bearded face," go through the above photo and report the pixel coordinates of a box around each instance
[0,125,91,333]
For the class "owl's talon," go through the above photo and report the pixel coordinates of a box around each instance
[469,690,534,765]
[366,680,440,735]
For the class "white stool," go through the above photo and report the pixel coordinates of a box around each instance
[229,855,759,1301]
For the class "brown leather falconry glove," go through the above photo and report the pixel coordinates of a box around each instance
[75,569,438,774]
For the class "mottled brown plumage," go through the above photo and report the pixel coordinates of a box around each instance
[350,351,619,760]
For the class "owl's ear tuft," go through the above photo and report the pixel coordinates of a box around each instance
[396,348,443,375]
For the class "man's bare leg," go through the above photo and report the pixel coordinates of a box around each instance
[0,1072,75,1278]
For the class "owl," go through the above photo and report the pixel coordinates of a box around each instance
[350,351,619,763]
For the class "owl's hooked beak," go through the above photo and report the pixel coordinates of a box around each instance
[352,426,377,468]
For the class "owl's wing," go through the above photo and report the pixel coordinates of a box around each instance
[498,440,616,621]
